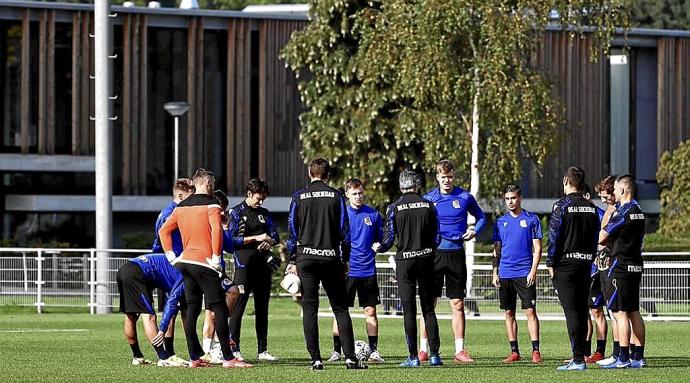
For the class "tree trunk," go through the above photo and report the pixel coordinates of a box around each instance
[466,68,480,303]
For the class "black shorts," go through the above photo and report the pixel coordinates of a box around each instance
[589,273,605,308]
[600,271,615,305]
[117,262,156,314]
[610,274,641,313]
[346,275,381,308]
[433,249,467,299]
[176,262,226,307]
[499,277,537,311]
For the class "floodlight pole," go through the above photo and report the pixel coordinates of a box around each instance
[95,0,113,314]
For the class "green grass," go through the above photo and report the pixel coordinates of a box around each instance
[1,297,689,382]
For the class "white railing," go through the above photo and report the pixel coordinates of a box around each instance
[1,248,689,319]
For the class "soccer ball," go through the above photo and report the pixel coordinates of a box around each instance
[354,340,371,361]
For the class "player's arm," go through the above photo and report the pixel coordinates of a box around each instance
[527,217,543,287]
[158,210,179,262]
[371,211,384,249]
[158,275,184,335]
[431,203,441,247]
[376,204,396,253]
[266,211,280,245]
[464,195,487,239]
[546,202,564,277]
[339,196,351,264]
[491,221,501,287]
[600,207,625,245]
[286,194,299,263]
[208,205,223,270]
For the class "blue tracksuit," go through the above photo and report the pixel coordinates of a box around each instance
[152,201,183,256]
[424,186,486,250]
[129,254,185,333]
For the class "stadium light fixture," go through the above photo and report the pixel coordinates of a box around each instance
[164,101,189,182]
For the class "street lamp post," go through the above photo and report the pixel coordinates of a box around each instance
[164,102,189,181]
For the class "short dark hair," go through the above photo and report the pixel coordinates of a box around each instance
[503,183,521,196]
[615,174,637,197]
[345,178,364,191]
[309,158,330,179]
[595,175,616,195]
[172,178,195,195]
[192,168,215,184]
[246,178,270,196]
[581,183,592,197]
[436,159,455,174]
[213,189,229,210]
[563,166,585,192]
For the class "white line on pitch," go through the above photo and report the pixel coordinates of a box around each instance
[0,328,90,333]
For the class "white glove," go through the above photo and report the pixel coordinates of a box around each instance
[165,251,176,263]
[206,254,222,271]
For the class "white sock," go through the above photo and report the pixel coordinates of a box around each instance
[420,338,428,353]
[455,338,465,354]
[202,337,213,353]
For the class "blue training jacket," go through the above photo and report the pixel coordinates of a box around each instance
[129,254,184,333]
[347,204,383,278]
[424,186,486,250]
[152,201,183,256]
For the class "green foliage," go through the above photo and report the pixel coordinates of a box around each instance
[283,0,628,209]
[120,232,152,249]
[657,140,690,238]
[631,0,690,29]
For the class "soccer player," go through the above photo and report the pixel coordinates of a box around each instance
[375,170,442,368]
[159,168,251,368]
[419,159,486,363]
[593,175,626,366]
[329,179,384,363]
[599,174,647,369]
[581,183,608,363]
[151,177,194,359]
[152,178,195,255]
[285,158,365,370]
[491,184,543,364]
[200,190,242,362]
[116,253,187,367]
[547,166,600,371]
[227,179,281,362]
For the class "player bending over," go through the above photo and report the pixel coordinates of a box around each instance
[116,253,187,367]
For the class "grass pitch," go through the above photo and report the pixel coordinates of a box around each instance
[1,298,689,383]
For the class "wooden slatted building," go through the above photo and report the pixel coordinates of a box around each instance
[1,1,689,207]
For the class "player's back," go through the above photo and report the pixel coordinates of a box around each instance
[175,194,222,263]
[385,192,439,260]
[291,180,346,258]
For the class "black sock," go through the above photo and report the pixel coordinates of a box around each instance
[630,344,635,355]
[619,346,630,362]
[585,339,592,356]
[130,342,144,358]
[510,340,519,354]
[635,345,645,360]
[613,341,620,358]
[368,335,378,352]
[531,340,540,352]
[333,335,342,353]
[596,339,606,355]
[154,344,169,360]
[164,337,175,356]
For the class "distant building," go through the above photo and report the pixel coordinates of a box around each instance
[0,1,688,245]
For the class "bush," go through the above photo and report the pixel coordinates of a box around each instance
[657,140,690,238]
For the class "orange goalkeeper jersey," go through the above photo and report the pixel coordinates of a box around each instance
[159,193,222,269]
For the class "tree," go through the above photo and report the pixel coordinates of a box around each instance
[657,140,690,238]
[284,0,628,211]
[631,0,690,29]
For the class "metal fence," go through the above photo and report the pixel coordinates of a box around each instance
[1,248,689,319]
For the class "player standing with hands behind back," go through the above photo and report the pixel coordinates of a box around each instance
[547,167,600,371]
[285,158,366,370]
[375,170,442,368]
[492,184,543,364]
